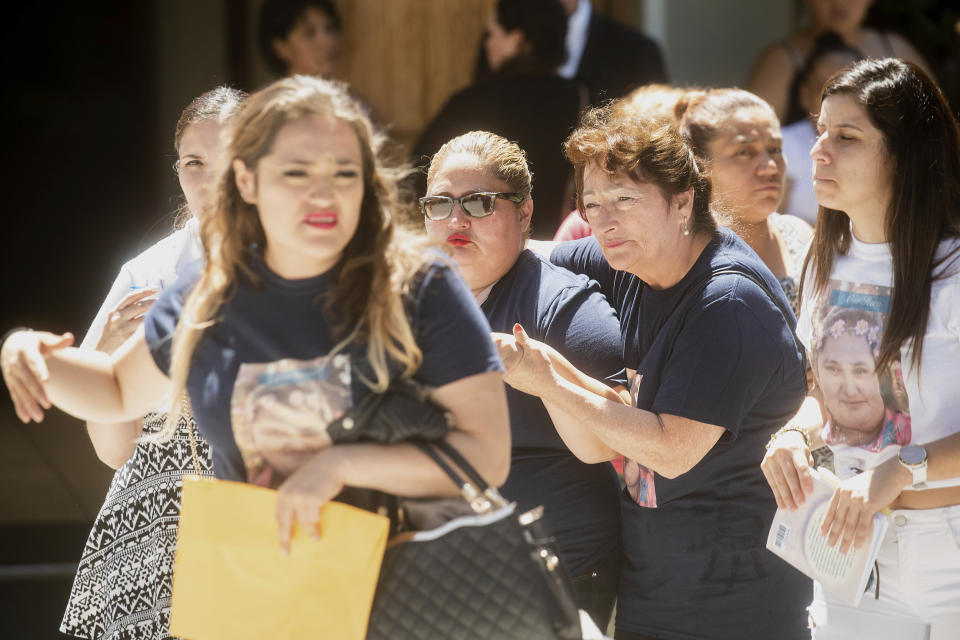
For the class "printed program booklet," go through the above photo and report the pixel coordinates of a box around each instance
[766,467,890,607]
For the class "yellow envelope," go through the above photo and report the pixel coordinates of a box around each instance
[170,476,389,640]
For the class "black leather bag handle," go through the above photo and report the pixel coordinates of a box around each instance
[412,440,507,513]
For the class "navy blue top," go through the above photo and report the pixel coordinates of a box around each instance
[482,250,625,575]
[552,228,811,639]
[144,257,502,484]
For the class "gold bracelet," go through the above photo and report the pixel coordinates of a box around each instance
[765,425,811,450]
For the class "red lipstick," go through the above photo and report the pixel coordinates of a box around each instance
[305,211,337,229]
[447,233,472,247]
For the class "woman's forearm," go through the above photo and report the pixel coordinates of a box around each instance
[44,329,167,423]
[542,400,618,463]
[921,431,960,484]
[538,372,722,478]
[550,354,628,406]
[331,437,498,500]
[539,360,627,463]
[44,347,134,422]
[786,393,827,450]
[86,420,143,469]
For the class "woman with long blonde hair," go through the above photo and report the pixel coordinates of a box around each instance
[7,75,510,553]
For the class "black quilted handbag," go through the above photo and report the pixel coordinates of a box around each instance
[327,378,454,445]
[366,440,583,640]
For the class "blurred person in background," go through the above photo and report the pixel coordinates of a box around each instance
[746,0,929,125]
[474,0,668,106]
[259,0,342,79]
[677,88,813,313]
[1,86,246,640]
[414,0,583,239]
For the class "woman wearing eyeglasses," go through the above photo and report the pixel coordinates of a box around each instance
[422,130,627,630]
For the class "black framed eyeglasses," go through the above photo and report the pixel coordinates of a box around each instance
[419,192,524,221]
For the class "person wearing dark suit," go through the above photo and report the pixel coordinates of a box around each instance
[414,0,583,239]
[569,1,668,104]
[474,0,668,106]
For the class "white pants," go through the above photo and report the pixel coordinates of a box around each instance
[809,504,960,640]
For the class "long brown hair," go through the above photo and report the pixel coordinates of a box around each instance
[801,58,960,372]
[155,76,425,440]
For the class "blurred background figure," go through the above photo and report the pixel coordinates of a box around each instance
[414,0,582,239]
[746,0,930,125]
[780,32,863,225]
[677,88,812,312]
[555,0,668,104]
[474,0,668,105]
[258,0,342,78]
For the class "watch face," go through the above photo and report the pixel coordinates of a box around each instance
[900,445,927,465]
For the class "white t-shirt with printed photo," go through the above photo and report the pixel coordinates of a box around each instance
[797,232,960,489]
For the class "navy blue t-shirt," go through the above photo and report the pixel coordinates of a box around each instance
[552,228,811,640]
[483,250,625,575]
[144,257,502,485]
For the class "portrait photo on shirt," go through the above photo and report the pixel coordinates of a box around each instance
[810,280,911,455]
[230,353,353,488]
[624,368,657,508]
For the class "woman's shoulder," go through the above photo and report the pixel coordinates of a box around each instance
[519,249,608,306]
[121,221,198,277]
[744,36,805,118]
[770,212,813,235]
[400,247,468,313]
[749,36,806,72]
[931,235,960,295]
[929,239,960,337]
[519,248,587,285]
[770,213,814,264]
[703,229,793,307]
[860,28,926,66]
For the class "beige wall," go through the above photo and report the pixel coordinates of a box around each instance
[246,0,642,148]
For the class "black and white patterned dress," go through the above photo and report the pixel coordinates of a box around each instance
[62,221,208,640]
[60,412,212,640]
